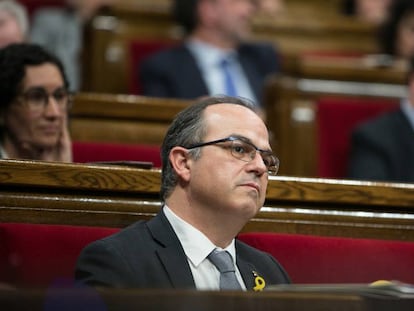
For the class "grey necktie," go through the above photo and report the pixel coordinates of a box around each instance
[208,249,242,290]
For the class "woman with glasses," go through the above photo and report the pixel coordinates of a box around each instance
[0,43,72,162]
[76,95,290,290]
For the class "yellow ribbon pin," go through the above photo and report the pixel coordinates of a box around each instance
[253,271,266,291]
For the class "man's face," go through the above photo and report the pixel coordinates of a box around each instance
[208,0,257,43]
[0,10,24,48]
[5,64,68,150]
[187,103,271,221]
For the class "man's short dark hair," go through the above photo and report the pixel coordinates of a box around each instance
[160,95,258,200]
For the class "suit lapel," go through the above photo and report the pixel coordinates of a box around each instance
[179,46,209,97]
[237,257,256,291]
[147,212,196,289]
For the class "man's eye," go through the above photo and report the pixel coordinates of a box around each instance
[262,157,269,166]
[53,92,66,101]
[232,145,246,154]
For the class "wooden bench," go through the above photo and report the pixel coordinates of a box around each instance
[1,159,413,241]
[1,159,414,289]
[70,92,191,145]
[265,75,405,178]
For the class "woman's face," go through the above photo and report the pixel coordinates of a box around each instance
[4,63,68,150]
[396,12,414,59]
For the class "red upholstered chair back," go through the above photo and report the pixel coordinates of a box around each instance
[0,223,119,288]
[19,0,65,16]
[238,232,414,284]
[316,97,399,178]
[72,141,162,168]
[129,40,179,94]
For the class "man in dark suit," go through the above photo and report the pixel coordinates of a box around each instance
[139,0,280,109]
[347,58,414,183]
[75,96,290,290]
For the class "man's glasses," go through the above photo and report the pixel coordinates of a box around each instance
[16,87,72,113]
[184,136,280,175]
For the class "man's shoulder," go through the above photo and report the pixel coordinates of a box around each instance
[355,109,404,136]
[143,44,191,65]
[238,41,278,55]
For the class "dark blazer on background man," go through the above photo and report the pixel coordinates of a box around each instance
[347,109,414,183]
[75,211,290,289]
[139,42,280,105]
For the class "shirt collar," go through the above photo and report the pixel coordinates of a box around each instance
[186,39,237,68]
[163,205,237,267]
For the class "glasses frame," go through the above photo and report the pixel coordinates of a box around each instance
[16,87,73,113]
[184,136,279,175]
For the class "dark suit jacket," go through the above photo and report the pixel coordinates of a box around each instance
[139,42,280,105]
[75,212,290,289]
[347,109,414,183]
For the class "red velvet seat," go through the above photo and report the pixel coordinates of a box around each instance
[129,39,179,94]
[72,141,162,168]
[316,97,399,178]
[0,223,118,288]
[239,232,414,284]
[19,0,65,16]
[2,223,414,288]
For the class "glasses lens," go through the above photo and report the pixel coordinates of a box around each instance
[25,89,47,106]
[230,140,255,162]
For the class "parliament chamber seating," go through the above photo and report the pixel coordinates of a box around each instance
[0,158,413,289]
[72,141,162,168]
[317,97,399,178]
[1,223,414,288]
[128,39,179,94]
[265,74,406,178]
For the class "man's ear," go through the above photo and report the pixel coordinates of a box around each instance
[169,146,192,182]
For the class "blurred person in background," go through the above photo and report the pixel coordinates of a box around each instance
[347,54,414,183]
[30,0,114,91]
[0,0,28,48]
[140,0,280,111]
[0,43,72,162]
[341,0,392,25]
[256,0,285,18]
[378,0,414,60]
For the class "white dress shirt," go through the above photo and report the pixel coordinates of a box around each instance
[163,205,246,290]
[186,39,257,105]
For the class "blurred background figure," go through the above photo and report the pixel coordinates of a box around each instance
[140,0,280,111]
[341,0,392,25]
[378,0,414,60]
[347,55,414,183]
[0,43,72,162]
[256,0,286,18]
[30,0,113,92]
[0,0,28,48]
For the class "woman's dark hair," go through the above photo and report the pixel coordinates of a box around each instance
[0,43,69,112]
[378,0,414,56]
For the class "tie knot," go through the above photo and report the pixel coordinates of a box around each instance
[219,56,232,68]
[208,250,235,273]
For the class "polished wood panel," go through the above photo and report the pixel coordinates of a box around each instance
[5,287,411,311]
[1,159,413,241]
[70,93,191,145]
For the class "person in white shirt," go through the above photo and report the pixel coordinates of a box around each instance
[76,96,290,290]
